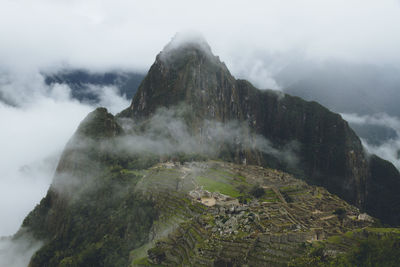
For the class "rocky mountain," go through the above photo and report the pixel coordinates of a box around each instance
[276,61,400,155]
[40,60,400,151]
[14,35,400,266]
[119,36,400,225]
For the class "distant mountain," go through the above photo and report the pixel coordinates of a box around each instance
[278,61,400,117]
[349,123,398,146]
[44,69,145,102]
[15,35,400,266]
[277,61,400,165]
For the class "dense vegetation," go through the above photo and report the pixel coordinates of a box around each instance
[290,230,400,267]
[23,166,157,267]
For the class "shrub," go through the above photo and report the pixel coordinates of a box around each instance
[249,185,265,198]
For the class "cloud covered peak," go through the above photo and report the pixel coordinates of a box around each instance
[162,31,212,54]
[159,31,217,65]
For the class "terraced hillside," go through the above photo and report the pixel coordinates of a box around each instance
[289,227,400,266]
[126,161,374,266]
[21,150,377,267]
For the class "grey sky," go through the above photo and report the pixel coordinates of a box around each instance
[1,0,400,75]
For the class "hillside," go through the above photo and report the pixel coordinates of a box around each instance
[14,35,400,266]
[119,35,400,225]
[20,108,376,266]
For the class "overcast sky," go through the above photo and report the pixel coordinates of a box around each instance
[1,0,400,238]
[1,0,400,73]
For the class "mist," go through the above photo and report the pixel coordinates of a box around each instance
[114,106,299,168]
[0,72,129,237]
[343,113,400,169]
[1,0,400,264]
[1,1,400,105]
[0,234,43,267]
[48,105,299,200]
[2,1,400,82]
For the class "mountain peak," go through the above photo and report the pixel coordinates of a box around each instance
[119,32,234,118]
[158,31,214,64]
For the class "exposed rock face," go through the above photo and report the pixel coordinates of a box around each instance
[119,36,399,225]
[367,155,400,224]
[119,37,236,120]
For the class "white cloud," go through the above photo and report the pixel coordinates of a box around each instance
[343,113,400,132]
[87,85,130,114]
[0,234,42,267]
[1,0,400,77]
[0,95,91,236]
[0,71,130,237]
[343,113,400,169]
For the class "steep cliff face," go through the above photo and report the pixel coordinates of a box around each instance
[119,35,377,222]
[367,156,400,224]
[119,38,237,120]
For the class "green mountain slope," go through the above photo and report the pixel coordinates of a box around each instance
[15,35,400,266]
[18,107,392,266]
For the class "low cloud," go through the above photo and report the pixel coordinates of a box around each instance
[0,233,43,267]
[1,1,400,88]
[0,70,130,237]
[114,106,299,167]
[343,113,400,131]
[48,105,299,200]
[343,112,400,169]
[86,85,130,114]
